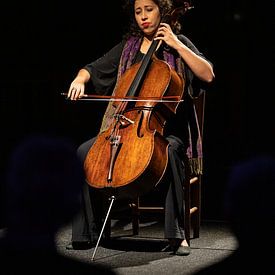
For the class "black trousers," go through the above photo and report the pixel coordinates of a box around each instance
[71,135,186,243]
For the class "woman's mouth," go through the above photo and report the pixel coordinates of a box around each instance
[142,22,150,28]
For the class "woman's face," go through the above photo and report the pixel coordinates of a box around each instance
[134,0,161,37]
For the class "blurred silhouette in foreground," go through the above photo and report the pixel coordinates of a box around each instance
[195,155,275,274]
[0,134,116,274]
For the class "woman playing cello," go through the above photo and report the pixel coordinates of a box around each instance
[66,0,214,255]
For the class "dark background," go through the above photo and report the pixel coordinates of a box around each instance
[0,0,274,226]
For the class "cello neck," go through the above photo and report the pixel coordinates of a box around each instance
[126,39,160,98]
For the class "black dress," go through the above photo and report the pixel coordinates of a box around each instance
[70,35,211,244]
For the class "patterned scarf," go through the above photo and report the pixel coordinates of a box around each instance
[99,36,183,132]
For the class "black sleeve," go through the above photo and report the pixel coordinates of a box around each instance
[83,41,126,95]
[178,34,213,98]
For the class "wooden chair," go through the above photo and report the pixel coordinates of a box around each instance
[105,91,205,244]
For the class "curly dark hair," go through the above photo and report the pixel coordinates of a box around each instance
[123,0,182,39]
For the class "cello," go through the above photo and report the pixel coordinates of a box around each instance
[84,1,193,200]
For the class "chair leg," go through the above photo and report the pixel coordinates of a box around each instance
[193,176,201,239]
[130,197,140,235]
[184,158,191,245]
[185,186,191,244]
[185,214,191,245]
[132,214,139,235]
[192,211,200,238]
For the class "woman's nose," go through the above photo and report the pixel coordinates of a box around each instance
[141,11,148,20]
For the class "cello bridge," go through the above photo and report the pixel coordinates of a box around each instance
[114,114,134,126]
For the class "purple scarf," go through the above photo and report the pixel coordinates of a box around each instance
[117,36,184,79]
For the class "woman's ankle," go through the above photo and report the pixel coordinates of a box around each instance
[180,239,189,247]
[168,238,189,247]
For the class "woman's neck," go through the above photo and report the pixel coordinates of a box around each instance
[140,36,153,54]
[142,35,162,54]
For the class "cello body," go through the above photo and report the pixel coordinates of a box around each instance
[84,57,184,199]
